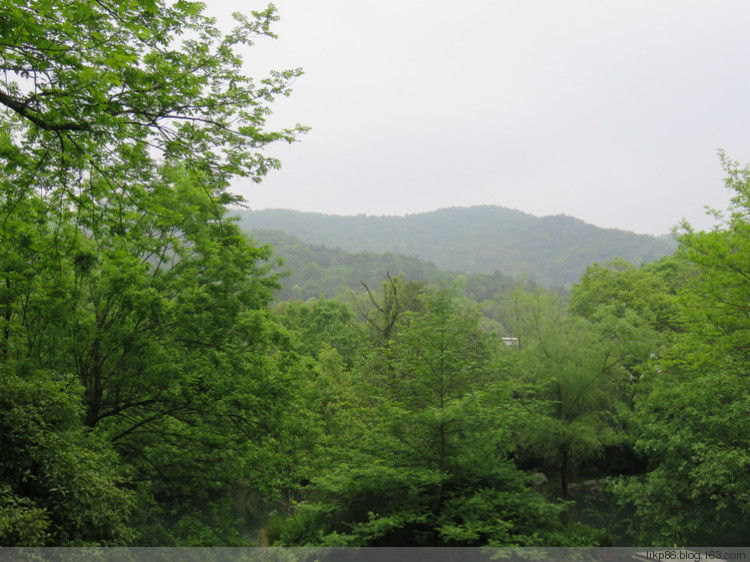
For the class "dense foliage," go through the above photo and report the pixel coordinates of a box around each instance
[0,0,307,545]
[612,155,750,545]
[2,0,750,549]
[273,286,600,546]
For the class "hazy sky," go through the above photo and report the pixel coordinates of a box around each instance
[210,1,750,235]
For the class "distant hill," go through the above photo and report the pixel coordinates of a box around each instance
[247,229,525,302]
[249,229,451,300]
[238,206,677,287]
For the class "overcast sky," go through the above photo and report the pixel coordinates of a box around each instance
[210,0,750,235]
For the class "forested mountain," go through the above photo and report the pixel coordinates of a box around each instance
[236,207,677,286]
[249,229,524,301]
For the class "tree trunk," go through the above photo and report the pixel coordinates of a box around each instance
[1,277,11,359]
[84,337,104,427]
[559,443,569,525]
[560,443,569,499]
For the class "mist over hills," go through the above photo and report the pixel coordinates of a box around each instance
[237,206,677,287]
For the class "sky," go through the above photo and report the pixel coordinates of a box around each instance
[210,0,750,235]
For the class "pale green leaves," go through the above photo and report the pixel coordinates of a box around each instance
[0,0,306,205]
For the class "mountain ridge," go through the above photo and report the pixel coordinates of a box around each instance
[241,205,670,237]
[236,205,677,287]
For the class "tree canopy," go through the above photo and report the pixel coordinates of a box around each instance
[0,0,305,190]
[612,154,750,545]
[1,0,309,545]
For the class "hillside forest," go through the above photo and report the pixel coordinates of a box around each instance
[236,206,677,290]
[3,0,750,548]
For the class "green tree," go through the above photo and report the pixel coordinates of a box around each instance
[1,165,313,545]
[1,0,308,545]
[0,366,134,545]
[570,258,677,334]
[614,154,750,545]
[353,275,425,345]
[503,287,632,499]
[271,297,359,363]
[0,0,304,192]
[279,287,595,546]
